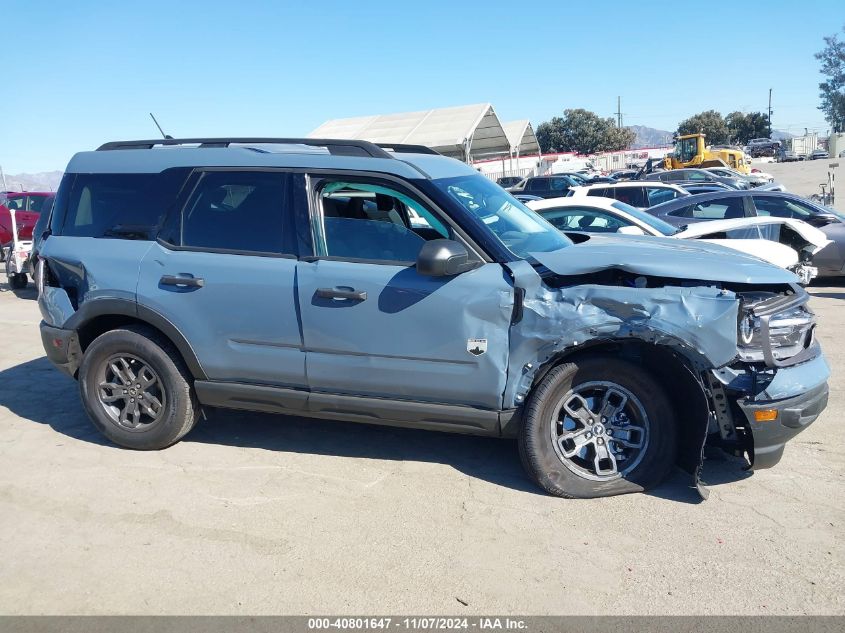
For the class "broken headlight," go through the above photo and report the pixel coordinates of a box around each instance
[737,292,816,365]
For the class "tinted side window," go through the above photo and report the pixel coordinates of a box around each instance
[50,174,75,236]
[753,196,813,219]
[586,188,612,198]
[646,187,678,206]
[179,171,288,253]
[667,205,694,218]
[5,195,25,210]
[687,197,746,220]
[28,195,53,213]
[612,186,646,208]
[686,171,709,181]
[527,179,547,192]
[63,171,188,239]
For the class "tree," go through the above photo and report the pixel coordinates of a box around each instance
[535,117,566,154]
[676,110,729,145]
[815,25,845,133]
[535,109,635,154]
[726,111,771,144]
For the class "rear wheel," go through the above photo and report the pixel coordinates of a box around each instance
[519,357,677,498]
[78,325,199,449]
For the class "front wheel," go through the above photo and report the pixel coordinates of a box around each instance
[519,357,677,498]
[78,325,200,450]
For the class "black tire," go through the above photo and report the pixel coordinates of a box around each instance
[519,357,677,498]
[78,325,199,450]
[9,273,27,289]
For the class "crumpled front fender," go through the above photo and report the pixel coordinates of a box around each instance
[503,261,740,408]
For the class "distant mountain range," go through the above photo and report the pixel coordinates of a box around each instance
[627,125,797,149]
[1,170,63,193]
[628,125,674,148]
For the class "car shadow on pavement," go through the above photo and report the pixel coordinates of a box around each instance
[809,290,845,300]
[1,357,754,502]
[0,284,38,300]
[0,356,112,446]
[808,277,845,300]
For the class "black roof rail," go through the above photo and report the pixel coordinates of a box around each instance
[96,137,394,158]
[375,143,440,156]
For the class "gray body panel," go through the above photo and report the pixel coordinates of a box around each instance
[296,259,513,409]
[137,243,305,387]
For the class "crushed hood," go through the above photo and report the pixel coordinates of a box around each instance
[531,233,798,285]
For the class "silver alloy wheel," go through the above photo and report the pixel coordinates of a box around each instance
[96,354,166,431]
[549,381,650,481]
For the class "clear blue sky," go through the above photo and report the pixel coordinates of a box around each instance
[1,0,840,174]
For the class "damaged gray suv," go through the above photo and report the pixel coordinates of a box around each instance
[36,138,830,498]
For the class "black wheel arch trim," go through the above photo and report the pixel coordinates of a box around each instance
[63,298,208,381]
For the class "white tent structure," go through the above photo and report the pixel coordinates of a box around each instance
[502,120,540,157]
[308,103,511,161]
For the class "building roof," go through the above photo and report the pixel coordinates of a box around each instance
[308,103,512,160]
[502,120,540,156]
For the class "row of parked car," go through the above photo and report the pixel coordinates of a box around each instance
[494,167,844,284]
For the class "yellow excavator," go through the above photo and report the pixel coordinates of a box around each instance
[664,133,751,174]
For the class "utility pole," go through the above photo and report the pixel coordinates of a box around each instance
[615,96,622,128]
[768,88,773,138]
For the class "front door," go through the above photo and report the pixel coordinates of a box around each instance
[296,177,513,410]
[138,170,305,388]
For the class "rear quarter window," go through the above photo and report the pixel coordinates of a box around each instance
[60,169,189,239]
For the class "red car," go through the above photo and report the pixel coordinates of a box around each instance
[0,191,55,246]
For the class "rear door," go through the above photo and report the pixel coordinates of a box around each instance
[295,175,512,411]
[137,169,305,388]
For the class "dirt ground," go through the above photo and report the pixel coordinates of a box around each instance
[0,268,842,615]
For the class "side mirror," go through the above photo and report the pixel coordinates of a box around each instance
[812,213,839,226]
[617,225,646,236]
[416,239,478,277]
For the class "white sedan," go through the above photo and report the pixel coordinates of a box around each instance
[526,197,831,284]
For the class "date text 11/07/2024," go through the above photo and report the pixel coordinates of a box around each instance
[307,617,527,630]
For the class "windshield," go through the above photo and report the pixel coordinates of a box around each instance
[675,137,698,163]
[563,173,589,184]
[610,201,679,236]
[433,175,572,258]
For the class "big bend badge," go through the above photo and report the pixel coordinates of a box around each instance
[467,338,488,357]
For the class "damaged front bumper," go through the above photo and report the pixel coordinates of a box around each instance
[40,321,82,378]
[712,352,830,469]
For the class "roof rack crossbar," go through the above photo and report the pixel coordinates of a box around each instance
[375,143,440,156]
[96,138,395,158]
